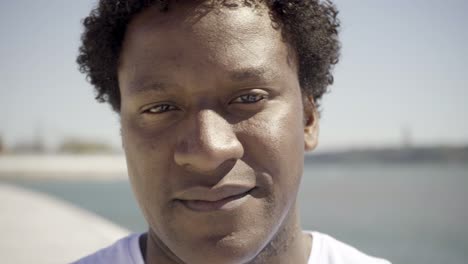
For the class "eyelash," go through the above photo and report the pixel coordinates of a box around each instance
[144,104,179,114]
[143,93,266,114]
[230,93,266,104]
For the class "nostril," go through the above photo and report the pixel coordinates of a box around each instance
[174,139,244,173]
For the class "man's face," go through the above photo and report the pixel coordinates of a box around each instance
[118,2,316,263]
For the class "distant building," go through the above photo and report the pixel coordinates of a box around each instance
[11,141,45,154]
[11,125,46,154]
[58,139,115,154]
[401,125,413,149]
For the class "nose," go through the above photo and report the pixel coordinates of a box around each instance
[174,109,244,173]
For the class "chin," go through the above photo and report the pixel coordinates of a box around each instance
[176,229,268,264]
[188,241,259,264]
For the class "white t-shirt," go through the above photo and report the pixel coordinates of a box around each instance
[72,231,391,264]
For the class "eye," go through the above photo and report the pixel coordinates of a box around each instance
[230,93,266,104]
[143,104,179,114]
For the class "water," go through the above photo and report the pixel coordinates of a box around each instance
[5,162,468,264]
[299,162,468,263]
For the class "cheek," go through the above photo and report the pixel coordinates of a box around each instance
[121,115,176,170]
[238,100,305,192]
[121,117,176,222]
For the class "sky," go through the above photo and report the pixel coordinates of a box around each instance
[0,0,467,152]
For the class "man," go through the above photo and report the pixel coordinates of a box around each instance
[74,1,390,263]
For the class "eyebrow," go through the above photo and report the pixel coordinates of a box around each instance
[229,67,268,82]
[127,67,270,96]
[128,81,169,96]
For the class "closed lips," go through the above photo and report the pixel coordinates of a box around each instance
[175,184,255,202]
[175,185,255,211]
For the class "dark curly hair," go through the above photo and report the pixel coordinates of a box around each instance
[77,0,340,112]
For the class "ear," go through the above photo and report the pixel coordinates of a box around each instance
[303,96,319,151]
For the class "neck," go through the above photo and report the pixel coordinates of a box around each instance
[143,202,311,264]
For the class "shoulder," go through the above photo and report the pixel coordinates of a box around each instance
[71,233,144,264]
[307,231,391,264]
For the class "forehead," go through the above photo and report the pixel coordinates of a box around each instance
[118,2,296,93]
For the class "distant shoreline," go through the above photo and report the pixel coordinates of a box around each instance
[0,154,128,181]
[1,145,467,181]
[306,145,468,164]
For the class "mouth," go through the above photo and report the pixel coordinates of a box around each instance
[176,187,255,212]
